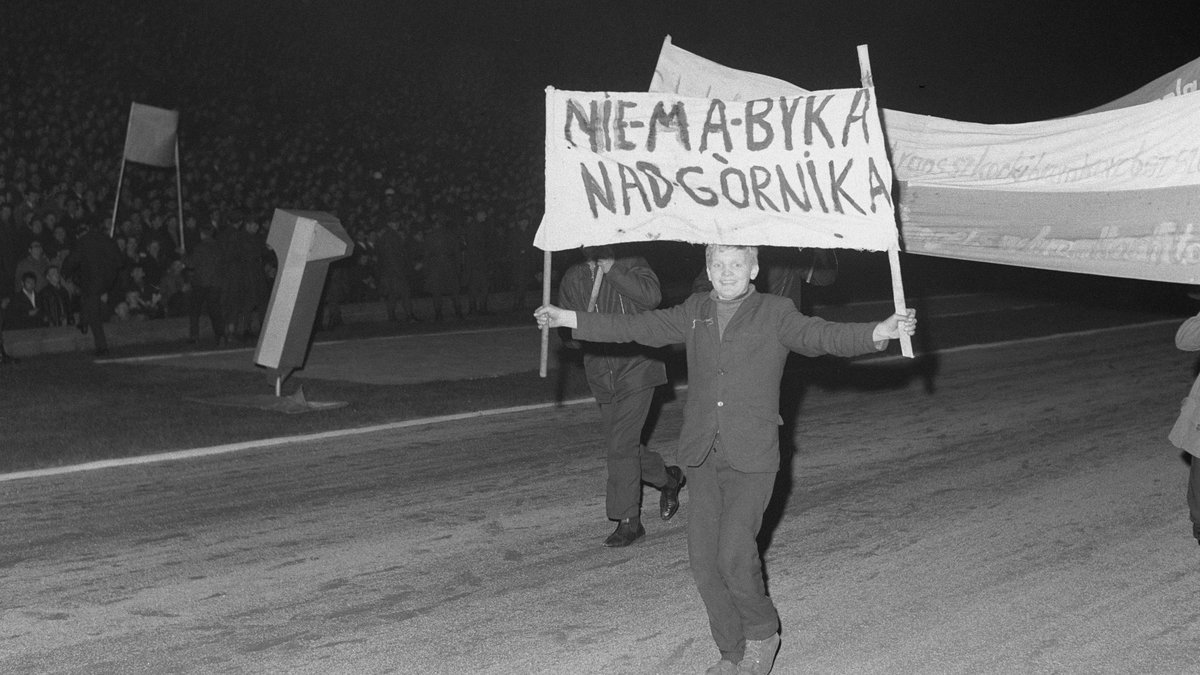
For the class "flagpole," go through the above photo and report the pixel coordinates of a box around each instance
[539,250,551,377]
[110,159,125,238]
[110,103,136,238]
[174,139,185,254]
[858,44,913,358]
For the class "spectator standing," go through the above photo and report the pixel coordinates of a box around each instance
[375,214,417,322]
[62,220,126,356]
[39,266,77,327]
[244,218,272,335]
[423,215,464,321]
[140,239,169,288]
[158,259,190,318]
[185,226,225,345]
[320,256,353,330]
[217,216,258,340]
[463,209,492,315]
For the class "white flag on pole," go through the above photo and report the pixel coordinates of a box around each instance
[123,102,179,167]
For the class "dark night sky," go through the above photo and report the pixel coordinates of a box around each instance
[103,0,1199,129]
[297,0,1200,124]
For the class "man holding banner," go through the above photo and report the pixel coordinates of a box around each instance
[534,79,913,672]
[558,244,683,548]
[536,246,915,674]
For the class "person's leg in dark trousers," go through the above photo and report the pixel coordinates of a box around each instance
[1188,454,1200,543]
[687,439,779,664]
[80,293,108,355]
[205,287,225,342]
[599,387,667,521]
[189,286,224,343]
[189,287,205,341]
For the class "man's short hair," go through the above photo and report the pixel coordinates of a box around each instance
[21,271,36,282]
[704,244,758,267]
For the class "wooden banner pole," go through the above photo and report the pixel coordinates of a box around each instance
[539,250,552,377]
[110,158,126,238]
[858,44,913,358]
[175,140,186,254]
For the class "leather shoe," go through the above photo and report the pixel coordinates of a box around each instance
[603,517,644,547]
[706,660,738,675]
[659,465,685,521]
[737,633,780,674]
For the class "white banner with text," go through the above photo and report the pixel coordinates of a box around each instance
[652,37,1200,283]
[535,87,899,252]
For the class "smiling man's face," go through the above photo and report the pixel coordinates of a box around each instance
[706,246,758,301]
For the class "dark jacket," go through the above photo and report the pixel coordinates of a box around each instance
[5,288,44,329]
[186,238,224,288]
[560,256,667,403]
[375,227,412,291]
[61,230,124,298]
[576,289,880,472]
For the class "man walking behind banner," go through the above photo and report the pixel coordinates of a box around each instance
[536,245,916,675]
[559,245,684,547]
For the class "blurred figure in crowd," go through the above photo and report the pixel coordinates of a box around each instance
[376,213,417,322]
[62,220,124,356]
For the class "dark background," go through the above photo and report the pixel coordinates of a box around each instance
[205,0,1199,122]
[7,0,1200,304]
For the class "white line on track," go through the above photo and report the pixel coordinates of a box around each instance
[101,326,533,365]
[99,293,1035,365]
[3,314,1183,483]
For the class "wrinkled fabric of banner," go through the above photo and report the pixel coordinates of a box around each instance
[535,87,899,252]
[887,98,1200,283]
[653,37,1200,284]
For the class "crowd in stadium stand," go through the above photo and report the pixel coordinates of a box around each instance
[0,1,547,340]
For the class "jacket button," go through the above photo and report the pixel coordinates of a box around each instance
[717,401,724,407]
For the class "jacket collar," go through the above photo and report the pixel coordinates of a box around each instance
[701,288,761,338]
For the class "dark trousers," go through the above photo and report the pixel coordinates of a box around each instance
[79,293,108,353]
[687,438,780,663]
[189,285,224,340]
[597,387,669,521]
